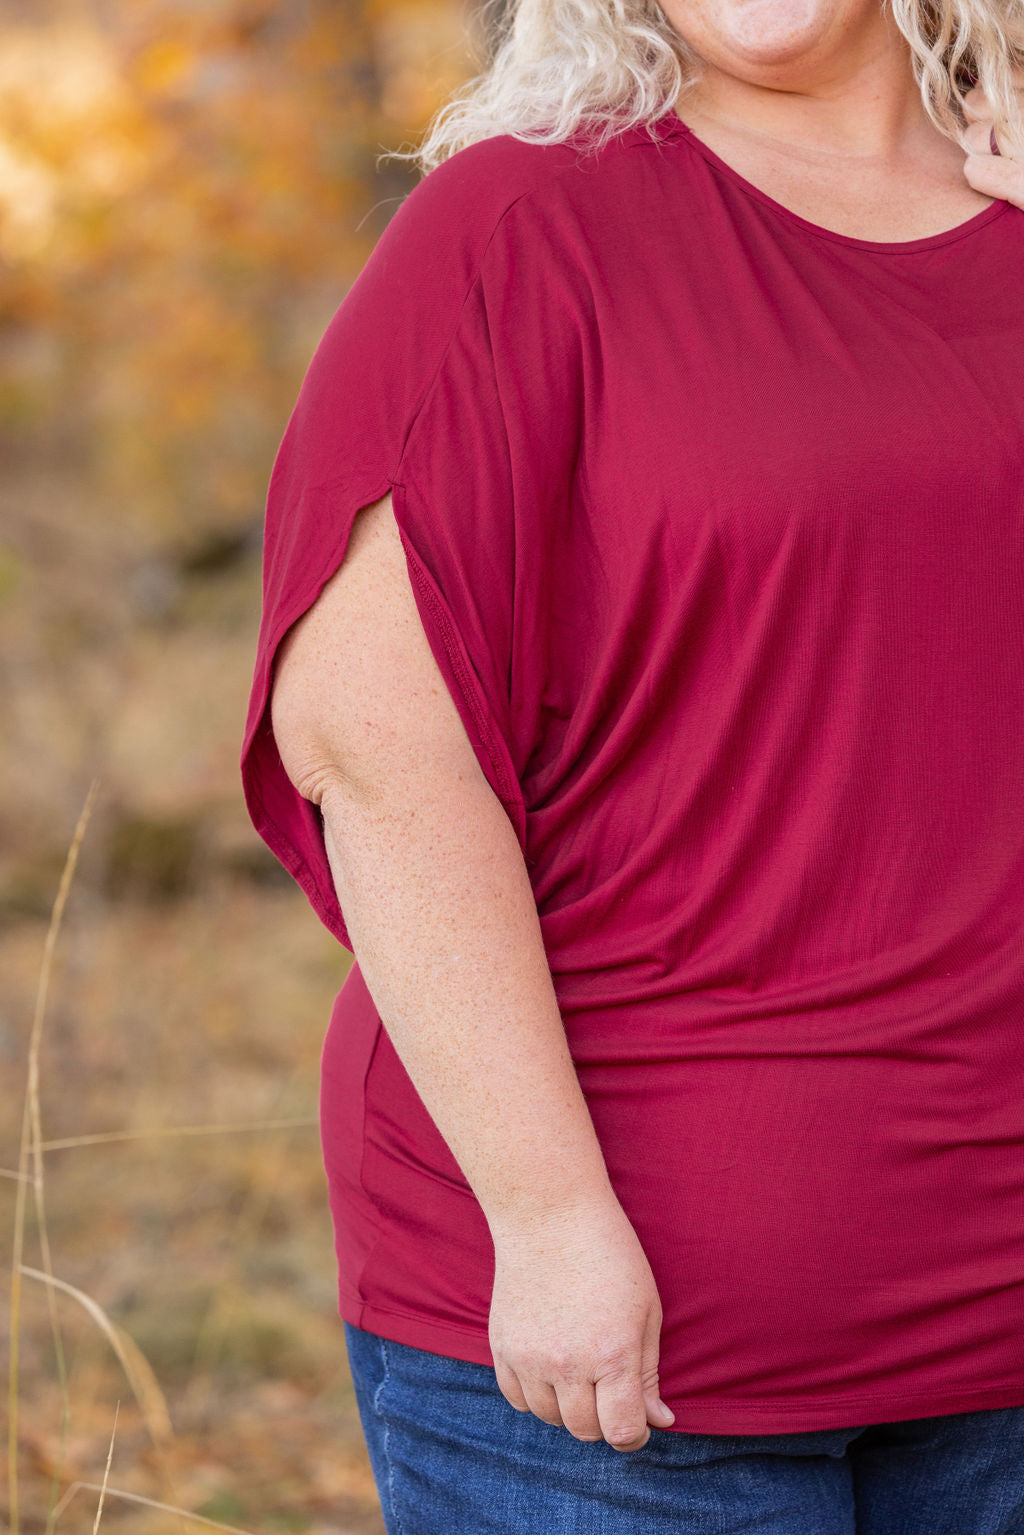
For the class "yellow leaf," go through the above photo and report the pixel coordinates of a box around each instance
[134,38,195,96]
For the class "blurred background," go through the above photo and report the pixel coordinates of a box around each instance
[0,1,487,1529]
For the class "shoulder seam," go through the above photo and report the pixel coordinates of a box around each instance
[391,127,654,477]
[391,183,534,478]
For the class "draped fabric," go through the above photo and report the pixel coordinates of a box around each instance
[241,115,1024,1432]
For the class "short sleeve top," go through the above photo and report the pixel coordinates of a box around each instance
[241,115,1024,1434]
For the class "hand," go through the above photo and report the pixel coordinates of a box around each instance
[488,1193,676,1452]
[961,68,1024,210]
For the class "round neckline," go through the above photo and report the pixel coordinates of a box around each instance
[647,111,1011,253]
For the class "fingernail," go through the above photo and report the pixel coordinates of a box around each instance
[656,1401,675,1423]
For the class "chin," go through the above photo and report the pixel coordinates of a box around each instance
[677,0,843,69]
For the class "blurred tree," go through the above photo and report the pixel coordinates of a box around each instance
[0,0,475,544]
[0,0,477,869]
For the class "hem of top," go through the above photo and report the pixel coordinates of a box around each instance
[645,111,1014,254]
[336,1292,1024,1436]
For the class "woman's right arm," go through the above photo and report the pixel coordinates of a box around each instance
[269,489,675,1451]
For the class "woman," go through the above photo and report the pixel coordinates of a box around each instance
[241,0,1024,1528]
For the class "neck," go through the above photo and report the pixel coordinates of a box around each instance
[675,9,934,162]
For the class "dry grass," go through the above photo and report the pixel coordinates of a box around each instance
[1,783,385,1535]
[0,7,482,1527]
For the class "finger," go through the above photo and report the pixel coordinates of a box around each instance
[962,118,998,157]
[594,1364,651,1453]
[519,1377,564,1428]
[554,1381,604,1443]
[963,150,1024,211]
[640,1312,675,1428]
[493,1360,530,1413]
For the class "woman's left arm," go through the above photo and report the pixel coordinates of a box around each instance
[961,69,1024,209]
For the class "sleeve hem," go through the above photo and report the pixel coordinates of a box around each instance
[240,473,527,952]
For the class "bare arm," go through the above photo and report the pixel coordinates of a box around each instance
[270,490,674,1448]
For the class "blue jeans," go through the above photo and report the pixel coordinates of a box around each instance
[343,1322,1024,1533]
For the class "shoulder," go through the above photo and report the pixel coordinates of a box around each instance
[294,123,667,461]
[382,125,659,271]
[412,131,587,210]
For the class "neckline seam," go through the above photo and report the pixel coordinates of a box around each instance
[645,115,1012,254]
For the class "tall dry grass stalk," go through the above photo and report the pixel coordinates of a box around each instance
[52,1480,270,1535]
[5,778,319,1535]
[8,778,101,1535]
[18,1267,174,1443]
[37,1118,317,1152]
[7,781,185,1535]
[90,1399,118,1535]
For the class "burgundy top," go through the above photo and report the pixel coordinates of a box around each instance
[241,113,1024,1433]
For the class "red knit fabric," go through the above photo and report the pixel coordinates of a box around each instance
[241,115,1024,1433]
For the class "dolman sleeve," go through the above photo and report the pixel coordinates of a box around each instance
[240,154,531,951]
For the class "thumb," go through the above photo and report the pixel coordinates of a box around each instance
[641,1310,675,1426]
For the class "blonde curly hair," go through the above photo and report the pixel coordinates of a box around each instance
[382,0,1024,176]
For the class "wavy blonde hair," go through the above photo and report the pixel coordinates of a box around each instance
[382,0,1024,177]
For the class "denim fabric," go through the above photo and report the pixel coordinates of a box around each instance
[343,1321,1024,1534]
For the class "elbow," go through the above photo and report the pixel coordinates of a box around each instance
[273,724,371,811]
[272,727,336,806]
[269,701,345,808]
[270,675,355,808]
[286,755,342,809]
